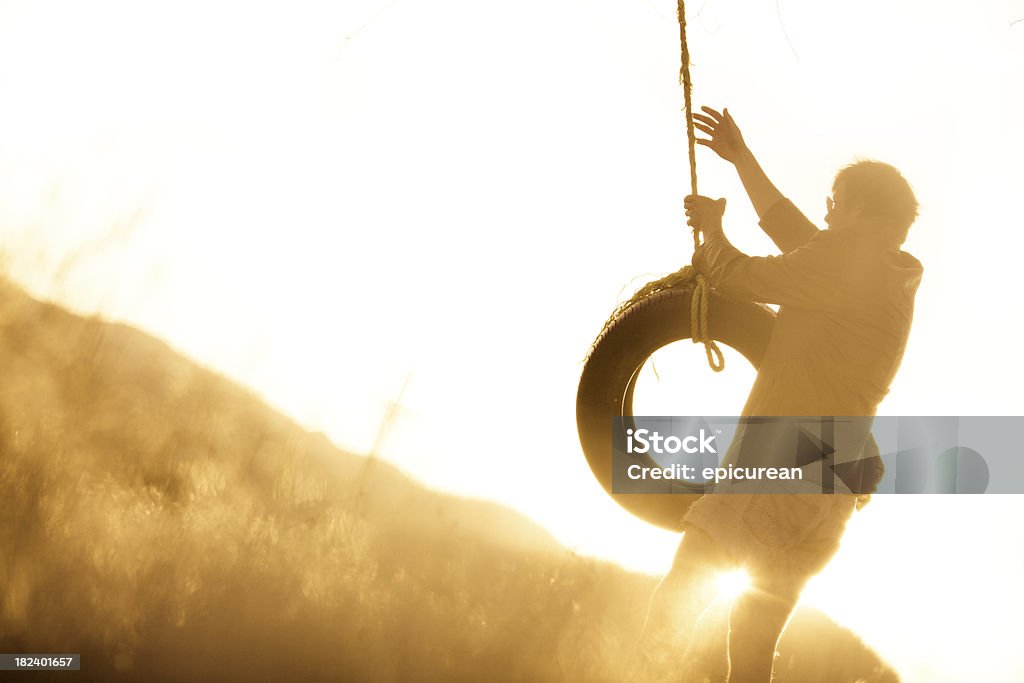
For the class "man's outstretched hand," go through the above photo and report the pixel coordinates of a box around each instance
[693,107,748,165]
[684,195,726,236]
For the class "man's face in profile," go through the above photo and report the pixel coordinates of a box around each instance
[824,180,861,231]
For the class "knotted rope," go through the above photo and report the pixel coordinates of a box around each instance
[676,0,724,372]
[586,0,724,372]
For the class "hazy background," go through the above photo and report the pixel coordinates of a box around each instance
[1,0,1023,680]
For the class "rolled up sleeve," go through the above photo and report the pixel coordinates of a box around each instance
[760,198,821,253]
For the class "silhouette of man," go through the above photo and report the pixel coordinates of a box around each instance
[638,107,923,682]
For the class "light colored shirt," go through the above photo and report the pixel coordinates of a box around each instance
[693,198,923,418]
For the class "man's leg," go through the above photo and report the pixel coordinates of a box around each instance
[723,493,858,681]
[633,526,733,678]
[725,578,801,682]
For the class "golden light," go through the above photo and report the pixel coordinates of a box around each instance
[716,569,752,601]
[1,1,1023,681]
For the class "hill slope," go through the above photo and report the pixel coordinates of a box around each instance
[0,277,897,682]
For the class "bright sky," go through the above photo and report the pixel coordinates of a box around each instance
[1,1,1023,680]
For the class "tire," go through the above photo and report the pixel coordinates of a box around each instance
[576,287,777,531]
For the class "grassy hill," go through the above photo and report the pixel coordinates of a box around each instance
[0,277,898,682]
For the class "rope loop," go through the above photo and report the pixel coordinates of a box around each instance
[691,273,725,371]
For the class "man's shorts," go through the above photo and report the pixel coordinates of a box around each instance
[682,485,857,585]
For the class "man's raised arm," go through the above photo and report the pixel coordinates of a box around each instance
[693,106,819,253]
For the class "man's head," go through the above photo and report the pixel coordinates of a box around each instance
[825,160,919,244]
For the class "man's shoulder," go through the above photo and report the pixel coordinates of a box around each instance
[793,228,842,251]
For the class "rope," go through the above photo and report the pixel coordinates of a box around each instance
[678,0,724,371]
[678,0,697,198]
[585,1,724,373]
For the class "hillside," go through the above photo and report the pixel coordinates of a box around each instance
[0,277,897,682]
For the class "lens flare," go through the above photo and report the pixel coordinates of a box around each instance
[716,569,752,600]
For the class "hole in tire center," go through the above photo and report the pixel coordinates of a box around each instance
[630,340,758,417]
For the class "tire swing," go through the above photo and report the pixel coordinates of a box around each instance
[574,3,885,530]
[575,0,776,531]
[576,285,777,531]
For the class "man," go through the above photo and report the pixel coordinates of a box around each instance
[639,107,923,682]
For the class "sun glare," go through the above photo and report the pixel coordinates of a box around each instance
[716,569,752,601]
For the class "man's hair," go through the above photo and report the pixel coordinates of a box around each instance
[834,160,919,243]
